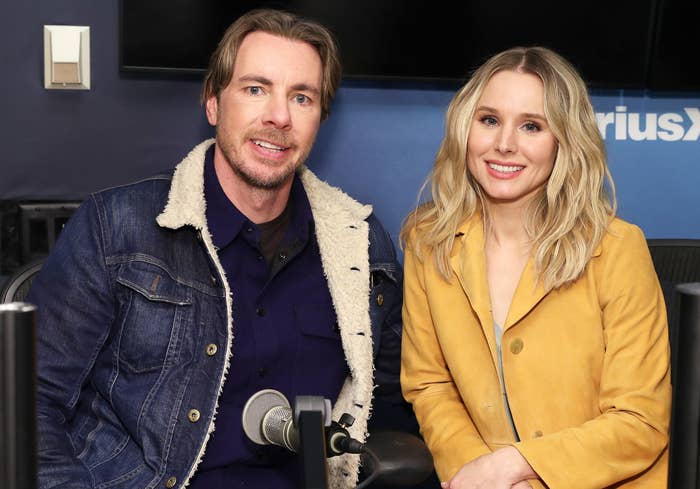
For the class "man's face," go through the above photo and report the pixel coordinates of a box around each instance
[206,31,323,190]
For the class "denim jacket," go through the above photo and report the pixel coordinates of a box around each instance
[29,140,403,489]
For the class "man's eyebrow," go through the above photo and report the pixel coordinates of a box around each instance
[237,75,320,96]
[237,74,273,86]
[291,83,320,96]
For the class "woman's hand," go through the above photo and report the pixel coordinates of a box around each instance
[441,446,537,489]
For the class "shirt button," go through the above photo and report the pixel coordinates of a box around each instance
[246,227,253,233]
[188,409,200,423]
[206,344,217,356]
[257,255,263,261]
[376,293,384,306]
[510,338,524,354]
[258,367,268,378]
[256,307,265,317]
[166,476,177,488]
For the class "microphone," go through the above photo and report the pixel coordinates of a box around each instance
[242,389,364,456]
[242,389,304,452]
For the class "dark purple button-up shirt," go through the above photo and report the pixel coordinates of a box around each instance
[189,148,349,488]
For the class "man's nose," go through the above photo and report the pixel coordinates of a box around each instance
[263,94,292,129]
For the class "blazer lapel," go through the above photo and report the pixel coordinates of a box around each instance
[450,216,499,367]
[504,257,548,331]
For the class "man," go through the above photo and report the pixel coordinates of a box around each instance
[29,9,402,489]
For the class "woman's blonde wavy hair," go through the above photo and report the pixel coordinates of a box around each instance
[400,46,616,291]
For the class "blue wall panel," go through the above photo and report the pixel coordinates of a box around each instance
[1,1,699,256]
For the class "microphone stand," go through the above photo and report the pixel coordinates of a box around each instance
[294,396,330,489]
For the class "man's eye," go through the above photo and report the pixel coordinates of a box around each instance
[295,94,310,104]
[247,86,263,95]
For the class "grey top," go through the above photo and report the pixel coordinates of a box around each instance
[494,320,519,441]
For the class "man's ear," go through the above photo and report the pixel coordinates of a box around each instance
[205,96,218,126]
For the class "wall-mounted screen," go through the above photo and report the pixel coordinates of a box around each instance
[120,0,691,90]
[648,0,700,91]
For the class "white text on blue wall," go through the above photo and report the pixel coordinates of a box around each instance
[596,106,700,141]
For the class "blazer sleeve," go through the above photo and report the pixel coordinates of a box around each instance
[401,238,493,480]
[514,224,671,488]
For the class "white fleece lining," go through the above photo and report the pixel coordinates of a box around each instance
[156,139,376,488]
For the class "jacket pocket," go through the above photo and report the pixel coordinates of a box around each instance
[116,261,193,373]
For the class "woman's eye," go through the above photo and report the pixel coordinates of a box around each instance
[481,116,498,126]
[523,122,541,132]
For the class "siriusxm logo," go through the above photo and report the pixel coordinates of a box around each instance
[595,106,700,141]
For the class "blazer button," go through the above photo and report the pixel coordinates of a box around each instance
[206,344,217,356]
[509,338,524,354]
[188,409,201,423]
[166,476,177,488]
[376,293,384,306]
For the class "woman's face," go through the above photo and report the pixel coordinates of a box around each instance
[466,70,558,208]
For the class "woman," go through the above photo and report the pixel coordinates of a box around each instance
[400,47,670,489]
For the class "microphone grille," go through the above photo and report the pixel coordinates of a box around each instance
[262,406,295,450]
[241,389,290,445]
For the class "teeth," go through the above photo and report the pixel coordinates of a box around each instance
[488,162,523,173]
[253,140,285,151]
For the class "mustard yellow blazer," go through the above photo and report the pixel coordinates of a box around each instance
[401,215,670,488]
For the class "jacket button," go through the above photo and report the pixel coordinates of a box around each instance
[376,293,384,306]
[534,430,543,437]
[210,275,217,286]
[206,344,217,356]
[195,231,202,242]
[188,409,201,423]
[510,338,524,354]
[166,476,177,488]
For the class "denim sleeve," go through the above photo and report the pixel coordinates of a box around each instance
[27,195,115,488]
[367,214,404,404]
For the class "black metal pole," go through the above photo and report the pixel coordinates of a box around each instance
[0,303,37,489]
[668,283,700,489]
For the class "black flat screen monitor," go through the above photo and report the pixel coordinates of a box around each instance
[120,0,658,89]
[648,0,700,91]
